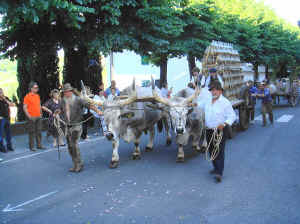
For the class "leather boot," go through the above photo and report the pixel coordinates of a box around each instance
[0,142,7,153]
[7,143,14,151]
[36,133,45,149]
[29,133,36,151]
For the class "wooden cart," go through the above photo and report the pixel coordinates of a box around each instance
[202,41,252,135]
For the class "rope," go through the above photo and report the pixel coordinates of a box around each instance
[205,128,223,161]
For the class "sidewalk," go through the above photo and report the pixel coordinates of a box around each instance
[0,124,105,161]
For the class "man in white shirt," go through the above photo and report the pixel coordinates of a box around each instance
[205,68,224,89]
[204,81,236,183]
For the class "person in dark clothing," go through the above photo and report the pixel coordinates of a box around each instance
[247,81,258,124]
[254,81,274,127]
[42,89,65,147]
[0,88,15,152]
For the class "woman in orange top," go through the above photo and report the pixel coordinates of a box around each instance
[23,81,45,151]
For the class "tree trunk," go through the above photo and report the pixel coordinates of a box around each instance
[17,56,35,121]
[253,63,259,82]
[35,45,60,104]
[85,52,103,94]
[63,46,102,93]
[63,45,88,90]
[159,55,168,88]
[187,54,196,81]
[265,64,269,81]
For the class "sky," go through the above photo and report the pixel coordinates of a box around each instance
[260,0,300,26]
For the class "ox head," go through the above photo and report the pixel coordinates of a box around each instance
[151,78,200,135]
[81,79,137,141]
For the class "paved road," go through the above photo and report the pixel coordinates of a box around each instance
[0,103,300,224]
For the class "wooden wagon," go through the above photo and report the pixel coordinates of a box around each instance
[271,78,299,107]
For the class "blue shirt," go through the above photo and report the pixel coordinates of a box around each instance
[249,86,258,104]
[257,88,272,103]
[105,87,120,97]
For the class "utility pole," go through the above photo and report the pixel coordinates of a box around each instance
[110,52,115,83]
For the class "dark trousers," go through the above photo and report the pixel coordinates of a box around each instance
[67,127,83,167]
[206,127,228,176]
[27,117,42,149]
[81,113,90,139]
[261,102,273,125]
[0,118,12,147]
[249,103,255,121]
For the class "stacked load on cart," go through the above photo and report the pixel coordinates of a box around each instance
[202,41,251,132]
[202,40,245,107]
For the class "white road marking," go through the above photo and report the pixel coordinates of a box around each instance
[254,115,262,121]
[1,136,105,165]
[2,191,58,212]
[276,114,294,123]
[254,114,294,123]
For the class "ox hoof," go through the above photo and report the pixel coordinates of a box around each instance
[192,146,200,152]
[132,154,141,160]
[176,157,184,163]
[145,146,153,152]
[166,139,172,146]
[109,161,119,169]
[200,146,206,153]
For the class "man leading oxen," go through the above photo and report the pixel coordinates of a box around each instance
[83,80,171,168]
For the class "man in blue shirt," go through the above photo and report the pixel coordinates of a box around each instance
[248,81,258,124]
[104,80,120,97]
[254,81,273,127]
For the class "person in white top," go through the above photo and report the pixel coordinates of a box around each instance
[160,83,169,98]
[204,81,236,183]
[205,68,224,89]
[91,84,108,135]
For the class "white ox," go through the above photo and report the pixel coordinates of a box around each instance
[87,81,171,168]
[151,86,206,162]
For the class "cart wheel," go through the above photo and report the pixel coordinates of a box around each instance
[239,107,250,131]
[227,124,236,139]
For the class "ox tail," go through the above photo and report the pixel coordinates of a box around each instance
[157,119,164,133]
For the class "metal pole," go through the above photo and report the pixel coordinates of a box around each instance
[110,52,115,83]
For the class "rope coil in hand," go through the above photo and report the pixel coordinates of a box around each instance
[205,128,223,161]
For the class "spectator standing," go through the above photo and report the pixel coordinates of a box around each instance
[105,80,120,97]
[247,81,258,124]
[0,88,15,152]
[42,89,65,147]
[23,82,45,151]
[91,84,108,136]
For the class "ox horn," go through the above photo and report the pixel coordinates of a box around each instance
[183,86,200,105]
[132,77,136,91]
[152,87,170,107]
[80,80,104,106]
[119,79,137,106]
[151,76,155,90]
